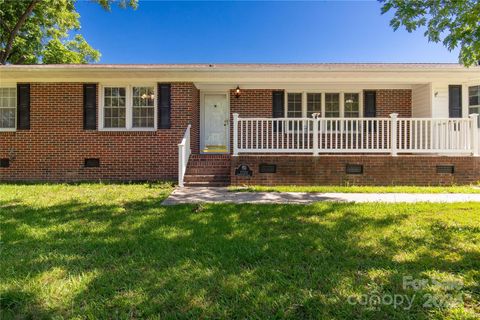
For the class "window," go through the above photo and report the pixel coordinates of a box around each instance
[470,86,480,127]
[307,93,321,118]
[283,91,362,127]
[344,93,359,117]
[325,93,340,118]
[104,87,126,128]
[0,87,16,130]
[287,93,302,118]
[132,87,155,128]
[101,85,156,130]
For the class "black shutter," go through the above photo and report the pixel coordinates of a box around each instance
[158,83,171,129]
[83,84,97,130]
[272,90,284,132]
[17,83,30,130]
[449,85,462,118]
[272,91,284,118]
[364,91,376,117]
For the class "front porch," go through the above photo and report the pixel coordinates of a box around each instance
[178,113,480,187]
[179,85,480,187]
[232,114,479,156]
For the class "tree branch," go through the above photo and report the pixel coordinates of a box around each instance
[0,0,41,64]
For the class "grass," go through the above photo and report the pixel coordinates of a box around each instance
[229,184,480,194]
[1,183,479,319]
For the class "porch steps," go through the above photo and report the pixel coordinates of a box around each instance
[184,154,231,187]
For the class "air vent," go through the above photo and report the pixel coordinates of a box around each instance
[346,164,363,174]
[84,158,100,168]
[259,163,277,173]
[0,158,10,168]
[436,165,454,174]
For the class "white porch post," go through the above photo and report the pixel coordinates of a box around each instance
[178,144,184,187]
[470,113,479,156]
[233,113,239,156]
[312,118,319,156]
[390,113,398,156]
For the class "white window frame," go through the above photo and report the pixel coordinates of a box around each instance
[0,86,17,132]
[284,91,363,118]
[468,85,480,110]
[468,84,480,128]
[99,84,157,131]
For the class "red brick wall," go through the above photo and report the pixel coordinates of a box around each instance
[230,89,412,119]
[376,89,412,118]
[229,89,278,151]
[0,82,199,181]
[231,155,480,186]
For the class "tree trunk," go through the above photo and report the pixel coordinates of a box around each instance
[0,0,41,64]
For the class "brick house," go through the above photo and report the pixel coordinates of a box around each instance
[1,63,479,186]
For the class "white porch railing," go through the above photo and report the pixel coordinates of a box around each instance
[178,124,191,187]
[232,113,479,156]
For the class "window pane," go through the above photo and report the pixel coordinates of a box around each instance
[133,106,155,128]
[287,93,302,118]
[469,106,480,128]
[0,108,15,128]
[132,86,155,128]
[132,86,154,107]
[344,93,360,118]
[469,86,480,106]
[325,93,340,117]
[104,87,126,128]
[307,93,321,118]
[0,88,16,129]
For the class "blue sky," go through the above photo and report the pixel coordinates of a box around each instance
[75,1,459,64]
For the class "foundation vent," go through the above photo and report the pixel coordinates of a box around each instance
[84,158,100,168]
[346,164,363,175]
[0,159,10,168]
[436,165,454,174]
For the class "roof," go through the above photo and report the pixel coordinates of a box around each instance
[1,63,478,72]
[1,63,478,85]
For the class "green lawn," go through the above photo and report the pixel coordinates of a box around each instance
[1,183,479,319]
[230,184,480,194]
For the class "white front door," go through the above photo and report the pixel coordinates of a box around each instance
[202,93,229,153]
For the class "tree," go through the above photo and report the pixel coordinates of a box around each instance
[380,0,480,66]
[0,0,137,65]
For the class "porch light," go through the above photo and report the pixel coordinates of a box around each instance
[141,93,155,100]
[234,86,241,99]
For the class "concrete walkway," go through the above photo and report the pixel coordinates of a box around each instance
[162,187,480,205]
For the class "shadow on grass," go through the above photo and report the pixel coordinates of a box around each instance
[1,197,479,319]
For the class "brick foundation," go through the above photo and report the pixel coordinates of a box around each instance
[0,82,200,182]
[231,155,480,186]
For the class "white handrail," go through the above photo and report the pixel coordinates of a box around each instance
[178,124,191,187]
[232,113,478,156]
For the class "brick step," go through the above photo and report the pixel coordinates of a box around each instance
[183,154,232,187]
[190,154,231,159]
[187,159,231,166]
[184,181,230,187]
[187,164,230,168]
[185,167,231,175]
[184,174,230,183]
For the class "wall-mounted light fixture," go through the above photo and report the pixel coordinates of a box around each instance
[234,86,241,99]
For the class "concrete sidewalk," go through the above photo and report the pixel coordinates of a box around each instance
[162,187,480,205]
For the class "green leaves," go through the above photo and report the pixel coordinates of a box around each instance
[0,0,138,64]
[42,35,101,64]
[380,0,480,66]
